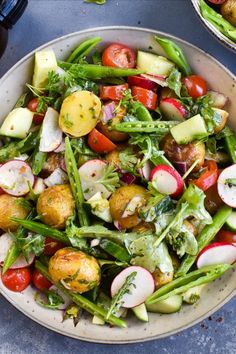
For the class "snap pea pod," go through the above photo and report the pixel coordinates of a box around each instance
[225,135,236,163]
[175,205,232,277]
[35,260,127,328]
[14,93,28,108]
[99,239,131,263]
[66,37,102,63]
[2,243,21,274]
[65,137,89,226]
[134,102,153,122]
[31,132,47,175]
[114,120,178,133]
[58,61,144,79]
[155,36,192,76]
[146,264,231,304]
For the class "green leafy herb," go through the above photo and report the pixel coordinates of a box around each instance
[14,93,28,108]
[16,233,44,259]
[96,164,120,192]
[63,304,81,326]
[225,178,236,187]
[106,271,137,320]
[167,68,182,97]
[119,147,139,173]
[35,289,65,309]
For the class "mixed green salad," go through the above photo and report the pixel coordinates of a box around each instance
[0,35,235,328]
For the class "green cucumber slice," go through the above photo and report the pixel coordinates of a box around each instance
[146,294,183,314]
[225,211,236,231]
[132,303,149,322]
[137,51,175,77]
[170,114,208,144]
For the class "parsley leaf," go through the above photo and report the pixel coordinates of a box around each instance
[96,164,120,192]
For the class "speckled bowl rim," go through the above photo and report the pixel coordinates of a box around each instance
[0,26,235,344]
[191,0,236,53]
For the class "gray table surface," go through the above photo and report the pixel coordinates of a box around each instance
[0,0,235,353]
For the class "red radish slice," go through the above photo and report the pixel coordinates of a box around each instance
[10,253,35,269]
[78,159,111,200]
[217,165,236,208]
[39,107,62,152]
[128,75,157,91]
[54,140,65,153]
[44,168,68,187]
[114,220,122,231]
[111,266,155,308]
[49,285,71,310]
[33,177,46,195]
[0,160,34,196]
[197,242,236,268]
[0,233,13,264]
[159,98,188,121]
[150,164,184,198]
[139,161,153,180]
[141,74,168,87]
[208,90,228,109]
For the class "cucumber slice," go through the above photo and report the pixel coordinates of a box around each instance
[132,303,149,322]
[92,315,105,325]
[146,295,183,314]
[137,51,175,77]
[170,114,208,144]
[32,49,57,88]
[0,108,34,139]
[183,285,205,304]
[86,192,112,222]
[99,239,131,263]
[225,210,236,231]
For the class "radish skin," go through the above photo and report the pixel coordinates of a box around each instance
[197,242,236,268]
[150,165,184,198]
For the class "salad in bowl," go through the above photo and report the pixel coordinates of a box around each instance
[0,32,235,332]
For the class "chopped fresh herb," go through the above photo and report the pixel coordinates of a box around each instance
[225,178,236,187]
[96,164,120,193]
[35,289,64,309]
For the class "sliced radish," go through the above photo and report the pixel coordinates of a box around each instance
[78,159,111,200]
[0,233,13,264]
[111,266,155,308]
[114,220,122,231]
[44,168,68,187]
[33,177,46,195]
[49,285,71,310]
[159,98,188,121]
[39,107,62,152]
[10,253,35,269]
[128,75,157,91]
[208,90,228,109]
[197,242,236,268]
[0,160,34,196]
[54,140,65,153]
[139,161,153,180]
[150,164,184,198]
[217,165,236,208]
[141,74,168,87]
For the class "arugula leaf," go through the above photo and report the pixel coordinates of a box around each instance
[167,68,182,97]
[16,233,44,259]
[35,289,64,309]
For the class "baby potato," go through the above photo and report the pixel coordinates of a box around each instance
[105,143,128,169]
[109,185,149,229]
[221,0,236,26]
[152,268,174,288]
[59,91,101,137]
[37,185,74,229]
[0,194,29,231]
[48,248,101,293]
[96,105,128,142]
[41,152,63,177]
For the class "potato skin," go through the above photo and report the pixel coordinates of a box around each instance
[109,185,149,229]
[0,194,29,231]
[41,152,63,177]
[97,105,128,142]
[221,0,236,26]
[105,143,127,169]
[48,248,101,293]
[161,134,205,172]
[37,185,75,229]
[152,268,173,288]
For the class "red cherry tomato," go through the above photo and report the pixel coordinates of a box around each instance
[216,229,236,244]
[1,268,31,292]
[27,98,45,125]
[32,269,52,290]
[43,237,64,256]
[131,86,158,110]
[183,75,208,100]
[100,84,129,101]
[88,128,117,154]
[190,160,218,191]
[102,43,136,68]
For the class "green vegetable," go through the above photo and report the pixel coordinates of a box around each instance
[35,261,127,328]
[31,131,47,175]
[155,36,192,76]
[146,294,183,314]
[106,271,137,320]
[66,37,102,63]
[35,289,65,309]
[176,205,232,277]
[16,233,44,259]
[146,264,231,304]
[99,239,131,263]
[14,93,28,108]
[119,89,153,122]
[65,137,89,226]
[166,68,182,97]
[95,164,120,193]
[84,0,106,4]
[132,303,149,322]
[200,0,236,42]
[2,243,20,274]
[115,120,178,133]
[225,135,236,163]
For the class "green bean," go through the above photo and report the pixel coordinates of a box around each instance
[175,205,232,277]
[155,36,192,76]
[146,264,230,304]
[58,61,144,79]
[114,120,178,133]
[2,243,21,274]
[35,260,127,328]
[65,137,89,226]
[66,37,102,63]
[225,135,236,163]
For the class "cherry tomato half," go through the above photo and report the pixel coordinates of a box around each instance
[102,43,136,68]
[216,229,236,244]
[32,269,52,290]
[88,128,117,154]
[183,75,208,100]
[43,237,65,256]
[27,98,45,125]
[1,268,31,292]
[131,86,158,111]
[100,84,129,101]
[190,160,218,191]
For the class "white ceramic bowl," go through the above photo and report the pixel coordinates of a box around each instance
[191,0,236,52]
[0,26,235,343]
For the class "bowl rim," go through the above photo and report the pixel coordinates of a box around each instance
[0,25,235,343]
[190,0,236,53]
